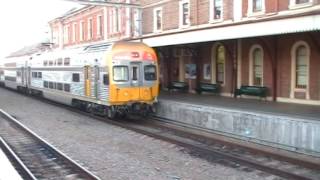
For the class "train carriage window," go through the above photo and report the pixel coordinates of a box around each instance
[144,65,157,81]
[64,84,70,92]
[44,61,48,66]
[103,74,109,85]
[49,61,53,66]
[132,67,138,81]
[57,83,63,91]
[72,73,80,82]
[32,72,37,78]
[64,57,70,66]
[57,58,63,66]
[44,81,48,88]
[113,66,129,81]
[37,72,42,78]
[49,82,54,89]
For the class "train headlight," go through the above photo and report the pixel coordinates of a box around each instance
[124,91,129,96]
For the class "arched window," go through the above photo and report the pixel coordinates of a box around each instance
[253,48,263,86]
[295,45,308,89]
[216,45,225,84]
[290,41,310,99]
[249,45,263,86]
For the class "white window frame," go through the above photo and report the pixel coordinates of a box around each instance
[289,0,313,9]
[209,0,223,23]
[63,25,70,44]
[87,18,93,40]
[153,7,163,32]
[97,15,102,37]
[80,21,84,41]
[247,0,265,16]
[112,7,122,33]
[72,23,77,43]
[249,45,264,86]
[179,0,190,28]
[52,28,59,45]
[290,41,310,99]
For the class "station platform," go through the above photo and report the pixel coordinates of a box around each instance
[158,91,320,121]
[0,147,23,180]
[156,91,320,156]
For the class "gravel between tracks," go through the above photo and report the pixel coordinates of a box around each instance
[0,88,282,180]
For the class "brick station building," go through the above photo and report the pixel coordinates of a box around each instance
[49,0,320,105]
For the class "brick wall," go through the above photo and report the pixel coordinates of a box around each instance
[277,33,320,100]
[63,6,104,47]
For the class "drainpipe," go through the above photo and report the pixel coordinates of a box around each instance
[233,40,238,97]
[272,36,278,102]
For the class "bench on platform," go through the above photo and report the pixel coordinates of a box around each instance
[168,81,188,92]
[235,85,267,99]
[196,83,220,94]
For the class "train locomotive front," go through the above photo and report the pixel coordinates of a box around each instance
[105,42,159,118]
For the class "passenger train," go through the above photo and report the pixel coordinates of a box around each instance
[0,41,159,118]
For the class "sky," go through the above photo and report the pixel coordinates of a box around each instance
[0,0,81,58]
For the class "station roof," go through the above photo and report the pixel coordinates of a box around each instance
[6,43,51,58]
[141,13,320,47]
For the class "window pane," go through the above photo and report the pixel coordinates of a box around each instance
[72,73,80,82]
[44,81,48,88]
[296,0,309,4]
[103,74,109,85]
[145,65,157,81]
[295,46,307,88]
[113,66,129,81]
[253,48,263,86]
[156,10,162,30]
[214,0,222,19]
[57,83,63,91]
[182,3,189,25]
[64,57,70,66]
[38,72,42,78]
[49,82,54,89]
[216,45,225,84]
[132,67,138,81]
[64,84,70,92]
[253,0,262,12]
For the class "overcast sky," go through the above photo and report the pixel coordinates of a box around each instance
[0,0,81,58]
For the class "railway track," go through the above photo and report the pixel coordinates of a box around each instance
[0,109,100,180]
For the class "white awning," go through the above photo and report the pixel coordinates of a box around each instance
[142,14,320,47]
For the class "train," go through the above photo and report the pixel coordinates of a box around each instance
[0,41,159,119]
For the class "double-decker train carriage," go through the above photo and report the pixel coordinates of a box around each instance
[1,41,159,118]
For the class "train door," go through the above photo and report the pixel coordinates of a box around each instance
[130,62,143,99]
[27,66,31,87]
[130,62,142,87]
[21,67,25,85]
[93,65,100,99]
[84,66,91,97]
